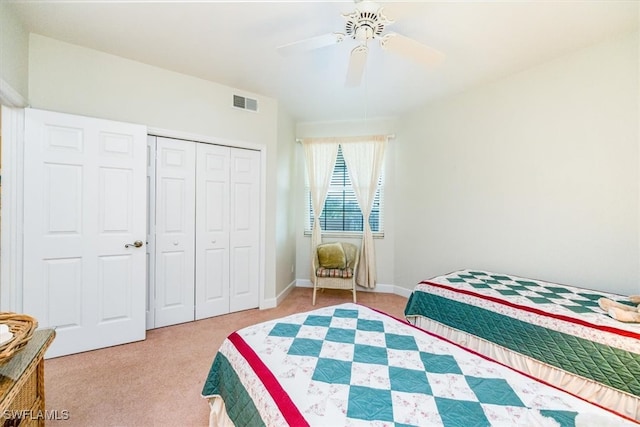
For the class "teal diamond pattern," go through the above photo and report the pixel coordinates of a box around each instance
[303,315,332,327]
[526,296,552,304]
[385,333,418,351]
[435,397,489,427]
[354,344,388,365]
[539,409,579,427]
[420,352,463,374]
[347,386,394,422]
[497,289,520,296]
[471,283,491,289]
[389,366,432,394]
[465,376,524,406]
[564,305,597,314]
[357,318,385,332]
[448,271,619,314]
[334,308,359,318]
[312,358,352,384]
[325,327,356,343]
[269,323,301,337]
[288,338,323,357]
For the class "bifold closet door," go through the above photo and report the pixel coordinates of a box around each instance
[195,144,231,319]
[154,137,196,328]
[229,148,261,312]
[195,145,260,317]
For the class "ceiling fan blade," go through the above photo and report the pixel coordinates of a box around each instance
[277,33,345,56]
[345,45,368,87]
[380,33,444,67]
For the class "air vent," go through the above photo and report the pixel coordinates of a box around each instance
[233,95,258,112]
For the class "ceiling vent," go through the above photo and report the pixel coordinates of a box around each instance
[233,94,258,112]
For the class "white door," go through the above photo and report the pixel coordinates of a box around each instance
[146,136,157,329]
[229,148,260,312]
[195,144,230,319]
[23,108,147,358]
[154,137,195,327]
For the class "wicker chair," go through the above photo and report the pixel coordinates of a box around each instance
[312,242,359,305]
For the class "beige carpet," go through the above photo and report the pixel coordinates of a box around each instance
[44,287,408,426]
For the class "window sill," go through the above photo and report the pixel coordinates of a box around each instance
[303,231,384,239]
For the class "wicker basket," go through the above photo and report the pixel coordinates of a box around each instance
[0,313,38,364]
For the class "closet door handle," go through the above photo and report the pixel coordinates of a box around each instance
[125,240,144,248]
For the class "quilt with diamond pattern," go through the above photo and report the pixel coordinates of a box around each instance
[202,303,634,426]
[405,269,640,420]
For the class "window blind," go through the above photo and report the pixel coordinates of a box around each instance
[306,146,384,234]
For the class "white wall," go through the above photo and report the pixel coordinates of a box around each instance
[0,3,29,100]
[27,34,291,301]
[275,107,297,297]
[395,31,639,295]
[28,35,278,144]
[295,118,398,288]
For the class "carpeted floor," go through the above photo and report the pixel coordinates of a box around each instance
[44,287,408,426]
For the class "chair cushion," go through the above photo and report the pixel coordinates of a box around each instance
[315,267,354,278]
[317,242,346,269]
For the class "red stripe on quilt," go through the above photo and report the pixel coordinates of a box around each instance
[419,280,640,340]
[228,331,309,427]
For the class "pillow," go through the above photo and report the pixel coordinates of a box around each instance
[317,242,346,269]
[341,243,357,267]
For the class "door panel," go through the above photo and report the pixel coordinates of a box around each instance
[229,148,260,312]
[146,136,157,329]
[98,254,132,321]
[45,257,82,328]
[154,137,195,327]
[100,167,132,232]
[195,144,230,319]
[23,108,146,358]
[204,248,225,299]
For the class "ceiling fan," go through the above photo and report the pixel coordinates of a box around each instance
[277,1,444,87]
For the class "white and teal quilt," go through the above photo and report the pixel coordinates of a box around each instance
[202,303,634,426]
[405,269,640,421]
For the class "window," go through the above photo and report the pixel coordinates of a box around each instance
[305,146,384,236]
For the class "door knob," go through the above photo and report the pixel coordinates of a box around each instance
[125,240,144,248]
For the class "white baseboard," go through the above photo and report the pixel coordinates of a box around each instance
[277,280,297,305]
[261,279,297,309]
[295,279,413,299]
[393,286,413,299]
[296,279,313,288]
[260,298,277,310]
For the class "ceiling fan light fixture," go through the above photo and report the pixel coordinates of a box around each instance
[355,25,374,41]
[344,6,391,42]
[277,0,445,88]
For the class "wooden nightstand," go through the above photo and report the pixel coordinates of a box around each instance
[0,329,55,427]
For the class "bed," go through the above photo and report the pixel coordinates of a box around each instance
[201,302,635,426]
[404,269,640,421]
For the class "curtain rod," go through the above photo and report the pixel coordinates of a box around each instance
[295,134,395,143]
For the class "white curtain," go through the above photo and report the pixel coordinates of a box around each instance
[341,135,388,288]
[302,138,340,251]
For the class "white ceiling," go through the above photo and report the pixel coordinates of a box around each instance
[9,1,639,122]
